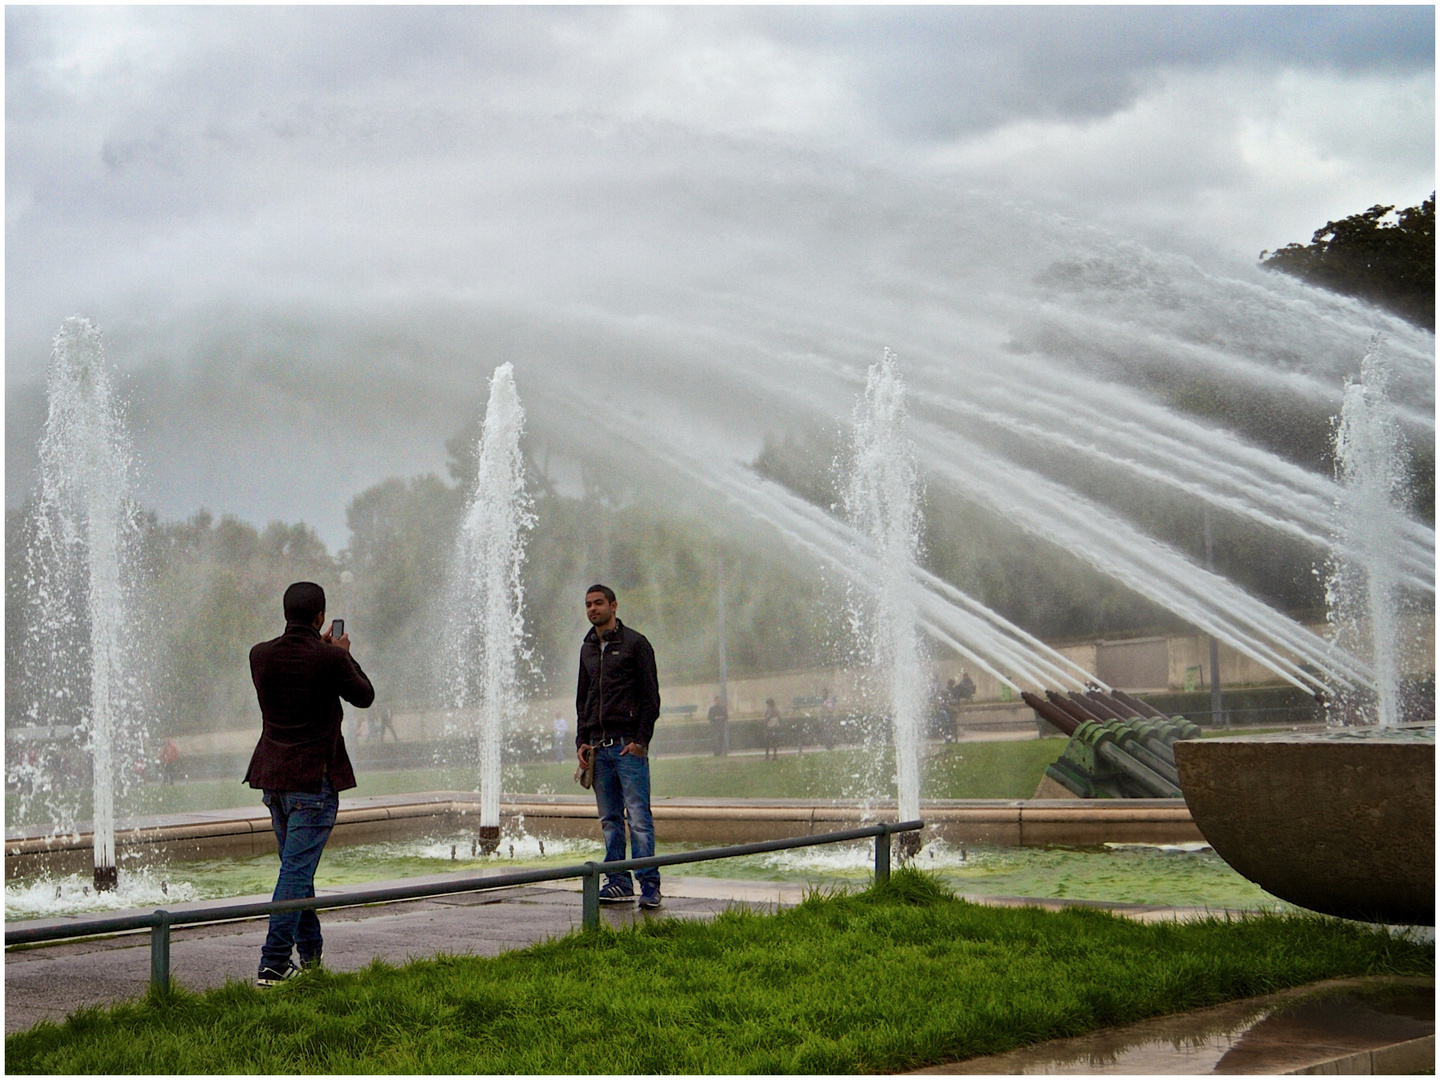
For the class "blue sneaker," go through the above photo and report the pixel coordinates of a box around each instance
[638,891,662,910]
[598,882,635,904]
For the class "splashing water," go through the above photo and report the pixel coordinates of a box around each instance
[440,364,534,839]
[5,867,199,920]
[1327,339,1410,726]
[9,319,150,890]
[5,830,602,918]
[841,350,924,823]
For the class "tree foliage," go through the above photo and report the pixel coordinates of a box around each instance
[1261,195,1435,330]
[143,512,342,734]
[343,435,836,706]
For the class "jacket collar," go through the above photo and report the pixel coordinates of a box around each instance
[584,618,624,644]
[283,622,323,639]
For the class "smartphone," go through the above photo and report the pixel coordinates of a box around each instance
[330,619,345,640]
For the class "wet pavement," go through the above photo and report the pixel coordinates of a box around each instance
[912,977,1434,1075]
[6,877,1433,1076]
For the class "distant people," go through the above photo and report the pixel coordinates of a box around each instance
[957,671,976,701]
[762,697,782,761]
[575,584,662,909]
[553,713,569,762]
[708,695,729,757]
[160,739,180,786]
[820,688,836,750]
[378,705,399,742]
[245,581,375,987]
[939,681,959,742]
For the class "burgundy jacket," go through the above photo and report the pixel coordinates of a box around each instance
[243,622,374,793]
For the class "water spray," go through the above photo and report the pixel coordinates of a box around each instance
[444,363,534,854]
[20,318,147,892]
[842,349,924,857]
[1328,338,1410,726]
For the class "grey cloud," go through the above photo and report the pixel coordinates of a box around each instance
[753,6,1435,138]
[11,7,1431,164]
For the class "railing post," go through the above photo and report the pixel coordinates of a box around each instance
[582,862,600,931]
[150,910,170,994]
[874,824,891,883]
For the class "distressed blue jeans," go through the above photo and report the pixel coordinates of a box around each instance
[260,777,338,971]
[592,743,659,896]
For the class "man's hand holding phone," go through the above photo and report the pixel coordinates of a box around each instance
[324,619,351,653]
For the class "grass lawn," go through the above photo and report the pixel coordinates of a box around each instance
[8,870,1431,1074]
[509,739,1064,801]
[8,740,1065,831]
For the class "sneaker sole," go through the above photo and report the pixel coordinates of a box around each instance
[598,896,635,904]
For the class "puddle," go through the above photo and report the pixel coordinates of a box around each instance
[926,979,1434,1074]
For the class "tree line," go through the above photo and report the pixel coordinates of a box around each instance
[1261,194,1434,331]
[6,433,835,738]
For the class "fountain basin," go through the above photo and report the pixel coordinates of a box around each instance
[4,794,1204,880]
[1174,727,1435,925]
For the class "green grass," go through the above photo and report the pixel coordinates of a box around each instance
[8,869,1431,1074]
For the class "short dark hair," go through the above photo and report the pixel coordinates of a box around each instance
[283,581,326,625]
[585,583,616,603]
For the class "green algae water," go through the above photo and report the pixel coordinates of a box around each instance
[6,832,1288,919]
[666,838,1292,910]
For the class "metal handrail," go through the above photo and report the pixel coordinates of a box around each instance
[5,819,924,993]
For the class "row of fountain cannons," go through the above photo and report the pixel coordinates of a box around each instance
[1024,689,1199,800]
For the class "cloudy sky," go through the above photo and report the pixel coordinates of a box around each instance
[6,5,1434,545]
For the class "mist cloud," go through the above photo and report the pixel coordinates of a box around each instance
[6,7,1433,546]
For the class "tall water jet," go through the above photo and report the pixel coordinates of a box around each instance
[841,349,924,844]
[1327,338,1410,726]
[14,318,146,890]
[442,363,534,852]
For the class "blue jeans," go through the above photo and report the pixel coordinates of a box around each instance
[260,777,338,971]
[593,743,659,896]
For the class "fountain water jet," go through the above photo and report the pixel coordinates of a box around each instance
[1327,338,1409,727]
[13,318,147,891]
[441,363,533,853]
[841,350,924,851]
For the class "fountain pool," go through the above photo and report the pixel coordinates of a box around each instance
[5,832,1290,921]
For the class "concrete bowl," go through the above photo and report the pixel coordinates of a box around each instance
[1173,726,1435,925]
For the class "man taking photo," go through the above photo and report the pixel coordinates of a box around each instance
[244,581,374,986]
[576,584,662,909]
